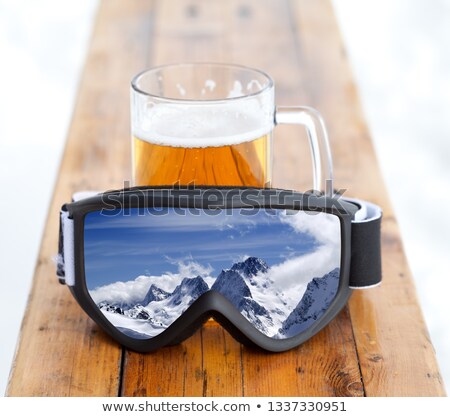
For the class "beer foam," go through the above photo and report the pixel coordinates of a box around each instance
[133,103,274,148]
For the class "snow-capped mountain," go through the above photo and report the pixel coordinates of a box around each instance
[167,276,209,307]
[143,276,209,327]
[98,301,124,315]
[97,276,208,338]
[230,257,269,282]
[279,267,340,338]
[94,257,340,340]
[211,260,274,335]
[142,284,170,305]
[211,269,252,306]
[213,257,294,335]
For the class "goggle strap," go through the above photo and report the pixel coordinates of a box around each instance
[72,191,101,202]
[58,209,75,286]
[57,192,101,285]
[346,198,383,289]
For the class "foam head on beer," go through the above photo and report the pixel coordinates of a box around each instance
[132,82,274,187]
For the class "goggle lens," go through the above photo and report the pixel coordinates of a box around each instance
[84,207,341,340]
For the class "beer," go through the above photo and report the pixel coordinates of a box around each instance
[132,133,271,187]
[131,64,276,188]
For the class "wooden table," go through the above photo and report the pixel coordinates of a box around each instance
[6,0,446,397]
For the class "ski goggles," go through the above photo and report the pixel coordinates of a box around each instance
[57,187,382,352]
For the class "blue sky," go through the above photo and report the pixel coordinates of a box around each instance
[84,208,320,290]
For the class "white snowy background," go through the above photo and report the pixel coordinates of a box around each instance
[0,0,449,395]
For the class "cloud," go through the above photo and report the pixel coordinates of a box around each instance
[90,274,159,305]
[268,245,339,291]
[265,211,341,293]
[233,254,250,263]
[89,259,215,305]
[279,210,341,246]
[165,256,214,278]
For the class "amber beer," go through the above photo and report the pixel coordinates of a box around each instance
[132,133,271,187]
[131,64,277,188]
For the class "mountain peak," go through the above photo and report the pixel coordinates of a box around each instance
[211,267,273,334]
[142,284,170,306]
[170,276,209,306]
[230,256,269,278]
[211,270,252,300]
[180,275,209,289]
[279,267,340,337]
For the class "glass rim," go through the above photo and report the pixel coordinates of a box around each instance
[130,62,274,103]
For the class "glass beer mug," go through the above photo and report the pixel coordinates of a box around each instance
[131,63,333,195]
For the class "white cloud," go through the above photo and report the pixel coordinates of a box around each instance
[90,274,158,305]
[89,260,215,305]
[279,210,341,246]
[166,257,214,278]
[265,211,341,293]
[233,254,250,263]
[268,245,340,292]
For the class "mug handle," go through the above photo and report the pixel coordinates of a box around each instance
[275,106,334,197]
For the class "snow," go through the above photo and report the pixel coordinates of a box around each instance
[102,310,164,339]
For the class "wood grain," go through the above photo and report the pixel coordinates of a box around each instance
[6,0,445,397]
[241,308,363,397]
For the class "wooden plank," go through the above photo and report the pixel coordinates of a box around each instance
[290,0,445,396]
[122,324,245,397]
[120,0,364,397]
[200,323,244,396]
[6,0,155,396]
[121,332,204,396]
[241,309,363,396]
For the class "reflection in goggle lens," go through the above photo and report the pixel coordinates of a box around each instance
[84,208,341,340]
